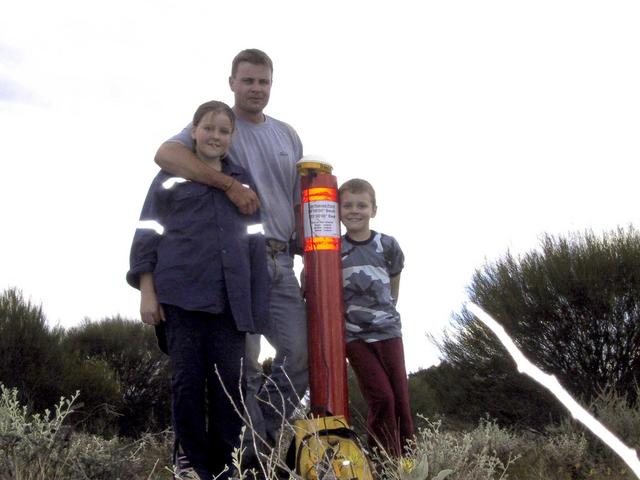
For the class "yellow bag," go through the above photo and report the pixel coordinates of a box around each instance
[293,415,374,480]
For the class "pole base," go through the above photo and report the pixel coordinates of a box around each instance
[292,415,374,480]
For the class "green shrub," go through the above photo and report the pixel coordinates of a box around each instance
[374,417,518,480]
[542,388,640,479]
[440,228,640,428]
[0,288,67,412]
[0,383,79,479]
[59,356,123,436]
[0,288,126,433]
[0,383,173,480]
[62,316,172,437]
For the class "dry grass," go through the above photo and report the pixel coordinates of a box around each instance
[2,382,639,479]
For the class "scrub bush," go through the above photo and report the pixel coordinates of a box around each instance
[63,316,172,437]
[0,288,67,412]
[373,417,519,480]
[440,228,640,428]
[0,383,173,480]
[0,383,80,479]
[541,388,640,479]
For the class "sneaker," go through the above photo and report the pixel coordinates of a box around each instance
[240,456,265,480]
[175,468,202,480]
[173,444,202,480]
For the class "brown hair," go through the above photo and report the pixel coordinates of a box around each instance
[192,100,235,130]
[339,178,377,209]
[231,49,273,77]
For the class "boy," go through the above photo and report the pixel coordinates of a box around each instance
[339,178,415,456]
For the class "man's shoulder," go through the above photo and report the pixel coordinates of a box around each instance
[265,115,300,138]
[265,114,295,129]
[234,115,299,141]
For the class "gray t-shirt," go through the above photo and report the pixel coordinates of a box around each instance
[341,231,404,343]
[169,115,303,242]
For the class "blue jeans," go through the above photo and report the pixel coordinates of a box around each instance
[244,251,308,447]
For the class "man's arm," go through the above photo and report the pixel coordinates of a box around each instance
[154,141,260,215]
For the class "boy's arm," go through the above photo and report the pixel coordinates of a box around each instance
[154,141,260,215]
[139,272,165,326]
[390,273,401,305]
[384,234,404,306]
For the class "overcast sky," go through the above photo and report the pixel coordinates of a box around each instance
[1,1,639,372]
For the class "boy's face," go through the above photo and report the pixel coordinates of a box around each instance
[340,191,377,236]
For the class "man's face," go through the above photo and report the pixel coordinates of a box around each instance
[229,62,272,116]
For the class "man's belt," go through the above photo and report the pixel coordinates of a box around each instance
[266,238,288,253]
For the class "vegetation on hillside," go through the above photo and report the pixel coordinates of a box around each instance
[3,227,640,478]
[435,227,640,428]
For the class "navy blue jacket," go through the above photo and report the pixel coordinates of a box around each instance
[127,160,269,335]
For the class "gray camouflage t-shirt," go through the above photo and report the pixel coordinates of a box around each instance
[341,231,404,343]
[168,115,303,242]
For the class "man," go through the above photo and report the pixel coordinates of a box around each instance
[154,49,308,465]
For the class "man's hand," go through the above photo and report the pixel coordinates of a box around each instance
[156,142,260,215]
[226,180,261,215]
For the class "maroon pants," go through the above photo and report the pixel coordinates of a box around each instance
[346,337,415,456]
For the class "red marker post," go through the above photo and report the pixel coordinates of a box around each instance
[293,157,373,480]
[297,156,349,419]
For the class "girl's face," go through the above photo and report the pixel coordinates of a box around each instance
[191,111,234,164]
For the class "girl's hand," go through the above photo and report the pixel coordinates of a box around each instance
[140,291,165,325]
[141,294,162,325]
[139,273,165,326]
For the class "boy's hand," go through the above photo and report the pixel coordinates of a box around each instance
[226,181,260,215]
[140,290,165,326]
[299,267,306,298]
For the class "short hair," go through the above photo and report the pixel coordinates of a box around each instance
[339,178,377,209]
[192,100,235,130]
[231,49,273,77]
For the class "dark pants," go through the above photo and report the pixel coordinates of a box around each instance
[346,337,415,456]
[163,304,246,479]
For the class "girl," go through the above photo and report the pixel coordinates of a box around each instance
[127,101,268,479]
